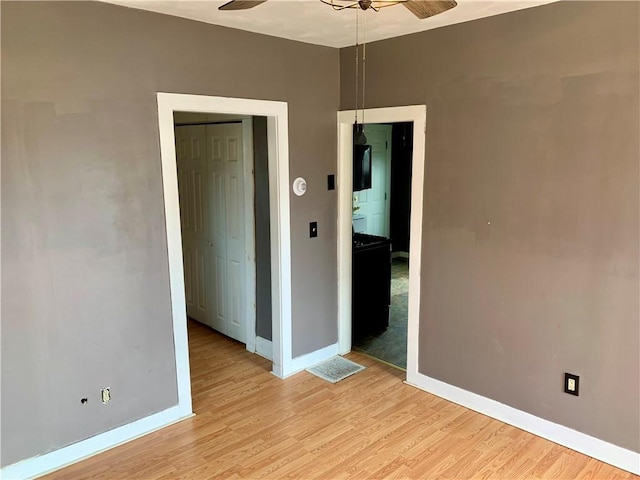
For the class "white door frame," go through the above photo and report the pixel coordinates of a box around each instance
[241,117,257,348]
[337,105,426,383]
[157,93,294,418]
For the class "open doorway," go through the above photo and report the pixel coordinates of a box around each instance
[351,122,413,369]
[337,105,426,385]
[157,93,296,419]
[173,112,274,357]
[173,112,257,346]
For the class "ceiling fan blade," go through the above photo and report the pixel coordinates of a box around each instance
[219,0,268,11]
[402,0,457,19]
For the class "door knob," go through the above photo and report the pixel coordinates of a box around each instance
[207,241,214,247]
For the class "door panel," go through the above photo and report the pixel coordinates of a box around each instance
[179,170,191,230]
[371,213,383,234]
[193,170,204,232]
[176,122,247,343]
[228,259,243,340]
[214,254,226,326]
[228,138,239,162]
[175,125,211,326]
[196,250,206,311]
[212,173,225,234]
[353,124,392,237]
[183,248,193,308]
[227,174,241,240]
[209,127,227,335]
[206,123,246,343]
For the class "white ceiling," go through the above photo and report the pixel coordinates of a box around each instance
[104,0,556,48]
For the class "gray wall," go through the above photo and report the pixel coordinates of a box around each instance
[253,116,273,340]
[341,1,639,451]
[1,1,338,466]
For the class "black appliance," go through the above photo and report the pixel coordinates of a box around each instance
[353,144,372,191]
[352,233,391,343]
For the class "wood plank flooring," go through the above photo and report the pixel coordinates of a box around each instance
[45,320,637,479]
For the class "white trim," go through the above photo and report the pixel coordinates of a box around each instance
[285,343,340,378]
[156,93,293,386]
[0,406,192,480]
[337,106,427,393]
[265,114,293,378]
[255,336,273,361]
[337,118,354,354]
[242,117,257,354]
[157,95,194,416]
[406,371,640,475]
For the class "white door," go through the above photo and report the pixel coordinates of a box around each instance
[175,125,212,326]
[354,124,392,237]
[207,123,246,343]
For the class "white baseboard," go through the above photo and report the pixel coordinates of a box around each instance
[255,336,273,360]
[0,405,193,480]
[406,371,639,476]
[283,343,339,378]
[391,251,409,259]
[245,334,256,356]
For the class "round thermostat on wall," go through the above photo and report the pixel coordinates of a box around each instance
[293,177,307,196]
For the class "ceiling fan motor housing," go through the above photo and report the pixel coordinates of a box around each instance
[219,0,459,20]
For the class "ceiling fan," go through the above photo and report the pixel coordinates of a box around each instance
[218,0,458,20]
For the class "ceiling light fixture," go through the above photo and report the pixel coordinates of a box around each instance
[220,0,459,21]
[352,6,369,145]
[320,0,407,13]
[322,2,410,145]
[317,0,458,143]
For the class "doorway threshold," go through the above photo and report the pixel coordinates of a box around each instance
[350,348,407,372]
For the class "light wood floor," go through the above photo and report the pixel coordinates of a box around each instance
[46,320,637,479]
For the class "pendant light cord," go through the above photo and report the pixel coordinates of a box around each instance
[362,10,366,127]
[354,8,359,126]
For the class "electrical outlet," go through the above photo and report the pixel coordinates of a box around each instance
[101,388,111,404]
[564,373,579,396]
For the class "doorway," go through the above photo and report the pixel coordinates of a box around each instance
[157,93,295,419]
[174,113,257,345]
[352,124,392,237]
[337,105,426,385]
[351,122,413,369]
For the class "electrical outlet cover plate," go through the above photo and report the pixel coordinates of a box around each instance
[564,373,579,396]
[101,388,111,404]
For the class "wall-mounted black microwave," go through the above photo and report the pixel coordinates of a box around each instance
[353,144,372,192]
